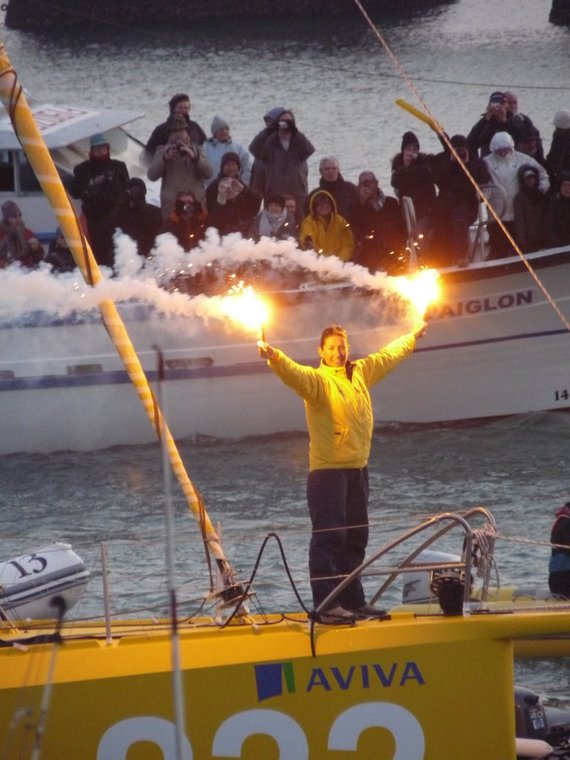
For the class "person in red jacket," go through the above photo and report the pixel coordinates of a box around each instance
[0,201,43,269]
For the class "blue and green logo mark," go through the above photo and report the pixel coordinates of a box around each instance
[254,662,296,701]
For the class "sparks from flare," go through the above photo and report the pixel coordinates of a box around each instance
[219,281,270,337]
[394,269,440,323]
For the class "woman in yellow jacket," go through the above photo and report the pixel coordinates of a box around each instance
[299,190,354,261]
[258,323,424,623]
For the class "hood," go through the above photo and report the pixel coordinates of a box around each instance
[517,163,539,182]
[489,131,515,154]
[309,189,338,215]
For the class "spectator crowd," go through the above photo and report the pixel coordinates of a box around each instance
[4,90,570,275]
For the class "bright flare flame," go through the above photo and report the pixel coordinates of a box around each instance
[220,281,269,336]
[394,269,440,321]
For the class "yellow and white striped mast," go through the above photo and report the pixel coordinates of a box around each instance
[0,43,240,599]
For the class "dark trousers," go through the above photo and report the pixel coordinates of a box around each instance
[549,571,570,597]
[306,467,369,609]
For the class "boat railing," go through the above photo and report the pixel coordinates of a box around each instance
[401,186,511,268]
[314,506,497,617]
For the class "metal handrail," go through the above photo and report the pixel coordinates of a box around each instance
[314,507,496,616]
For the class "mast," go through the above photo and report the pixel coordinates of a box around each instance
[0,44,240,599]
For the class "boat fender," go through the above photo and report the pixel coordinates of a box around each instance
[514,736,553,758]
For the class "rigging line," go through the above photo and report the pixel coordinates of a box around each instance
[352,0,570,334]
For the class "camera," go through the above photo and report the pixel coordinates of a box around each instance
[278,120,289,129]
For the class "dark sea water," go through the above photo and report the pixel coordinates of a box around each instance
[1,0,570,706]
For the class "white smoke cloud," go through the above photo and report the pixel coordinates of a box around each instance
[0,230,413,331]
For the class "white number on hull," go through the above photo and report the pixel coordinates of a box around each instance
[96,702,425,758]
[329,702,425,758]
[212,709,308,758]
[96,716,192,759]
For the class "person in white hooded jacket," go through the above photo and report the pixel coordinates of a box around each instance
[484,131,549,259]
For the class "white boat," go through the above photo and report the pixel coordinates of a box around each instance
[0,542,89,622]
[1,95,569,456]
[0,96,148,245]
[1,243,569,455]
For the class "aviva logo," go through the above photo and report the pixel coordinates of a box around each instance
[255,662,296,701]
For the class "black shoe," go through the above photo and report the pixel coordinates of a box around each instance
[314,605,357,625]
[352,603,387,619]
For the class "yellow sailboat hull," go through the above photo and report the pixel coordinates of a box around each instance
[2,609,570,758]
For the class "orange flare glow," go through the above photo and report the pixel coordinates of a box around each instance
[394,269,440,319]
[220,281,269,335]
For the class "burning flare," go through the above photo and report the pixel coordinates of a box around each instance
[220,281,269,337]
[394,268,440,323]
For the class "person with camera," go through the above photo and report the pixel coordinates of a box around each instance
[70,133,130,267]
[158,190,208,252]
[147,114,212,221]
[466,91,519,159]
[146,93,206,156]
[205,151,261,236]
[249,108,314,213]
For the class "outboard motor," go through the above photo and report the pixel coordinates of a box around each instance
[402,549,463,604]
[515,685,570,759]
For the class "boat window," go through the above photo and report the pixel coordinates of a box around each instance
[0,150,14,192]
[17,152,42,193]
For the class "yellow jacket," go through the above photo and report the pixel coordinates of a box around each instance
[268,333,416,471]
[299,190,354,261]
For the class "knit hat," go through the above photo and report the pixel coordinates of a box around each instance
[489,131,514,152]
[263,106,286,123]
[90,133,109,147]
[450,134,468,149]
[518,164,539,183]
[166,114,188,134]
[211,115,229,135]
[401,131,420,151]
[221,151,241,170]
[553,110,570,130]
[489,91,505,105]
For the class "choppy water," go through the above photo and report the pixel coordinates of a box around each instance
[1,0,570,705]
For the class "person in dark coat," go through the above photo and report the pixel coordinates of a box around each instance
[546,110,570,187]
[45,228,75,273]
[544,171,570,248]
[513,164,549,253]
[159,190,208,251]
[249,108,315,212]
[391,131,437,252]
[307,156,359,221]
[466,91,519,158]
[119,178,162,257]
[146,93,206,155]
[549,501,570,597]
[350,171,406,272]
[428,134,492,265]
[206,152,261,236]
[70,133,130,267]
[503,91,545,162]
